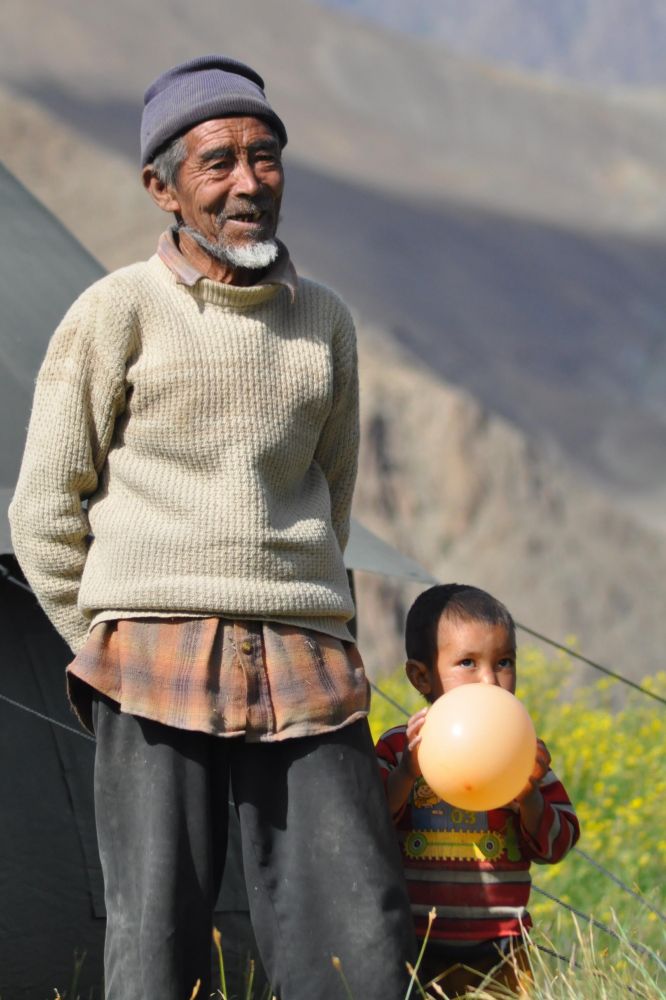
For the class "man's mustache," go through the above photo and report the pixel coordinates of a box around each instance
[217,200,274,222]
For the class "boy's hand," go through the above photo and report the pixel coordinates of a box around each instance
[401,707,428,780]
[513,739,551,804]
[385,708,429,819]
[510,739,550,836]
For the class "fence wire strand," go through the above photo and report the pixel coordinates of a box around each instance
[531,886,666,971]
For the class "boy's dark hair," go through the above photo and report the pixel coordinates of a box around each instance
[405,584,516,669]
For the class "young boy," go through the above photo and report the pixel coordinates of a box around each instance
[376,584,579,997]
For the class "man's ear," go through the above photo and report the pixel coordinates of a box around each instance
[406,659,432,698]
[142,166,181,214]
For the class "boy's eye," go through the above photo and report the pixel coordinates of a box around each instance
[459,658,476,669]
[498,658,515,670]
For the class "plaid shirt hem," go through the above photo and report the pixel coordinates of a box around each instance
[67,617,369,740]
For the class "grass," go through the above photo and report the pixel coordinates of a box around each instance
[334,911,664,999]
[44,898,665,1000]
[420,914,665,1000]
[201,911,664,999]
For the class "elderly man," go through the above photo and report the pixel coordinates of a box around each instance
[9,56,415,1000]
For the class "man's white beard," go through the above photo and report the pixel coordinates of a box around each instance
[223,239,279,269]
[179,223,279,270]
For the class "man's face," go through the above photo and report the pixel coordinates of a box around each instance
[166,116,284,261]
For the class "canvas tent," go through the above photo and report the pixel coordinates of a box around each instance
[1,163,110,999]
[0,162,435,998]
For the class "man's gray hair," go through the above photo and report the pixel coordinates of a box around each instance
[150,135,187,187]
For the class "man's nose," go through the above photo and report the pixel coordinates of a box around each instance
[232,158,261,195]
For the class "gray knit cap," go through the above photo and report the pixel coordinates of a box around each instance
[140,54,287,166]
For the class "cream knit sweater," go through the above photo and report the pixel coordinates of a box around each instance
[9,255,359,653]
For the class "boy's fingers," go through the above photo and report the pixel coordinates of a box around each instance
[406,710,427,735]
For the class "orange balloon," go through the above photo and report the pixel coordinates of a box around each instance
[417,685,536,811]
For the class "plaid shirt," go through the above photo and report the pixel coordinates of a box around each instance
[68,618,369,740]
[66,231,368,740]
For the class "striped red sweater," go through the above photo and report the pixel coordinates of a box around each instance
[376,725,579,943]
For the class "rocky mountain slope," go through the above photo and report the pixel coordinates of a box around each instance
[2,84,665,681]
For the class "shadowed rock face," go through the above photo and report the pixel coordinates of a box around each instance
[354,333,666,681]
[281,161,666,504]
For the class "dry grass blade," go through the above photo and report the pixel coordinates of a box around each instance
[331,955,355,1000]
[213,925,228,1000]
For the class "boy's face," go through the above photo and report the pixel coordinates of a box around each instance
[407,615,516,702]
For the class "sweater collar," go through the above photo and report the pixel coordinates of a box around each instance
[157,226,298,303]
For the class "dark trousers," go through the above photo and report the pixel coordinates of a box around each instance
[92,696,416,1000]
